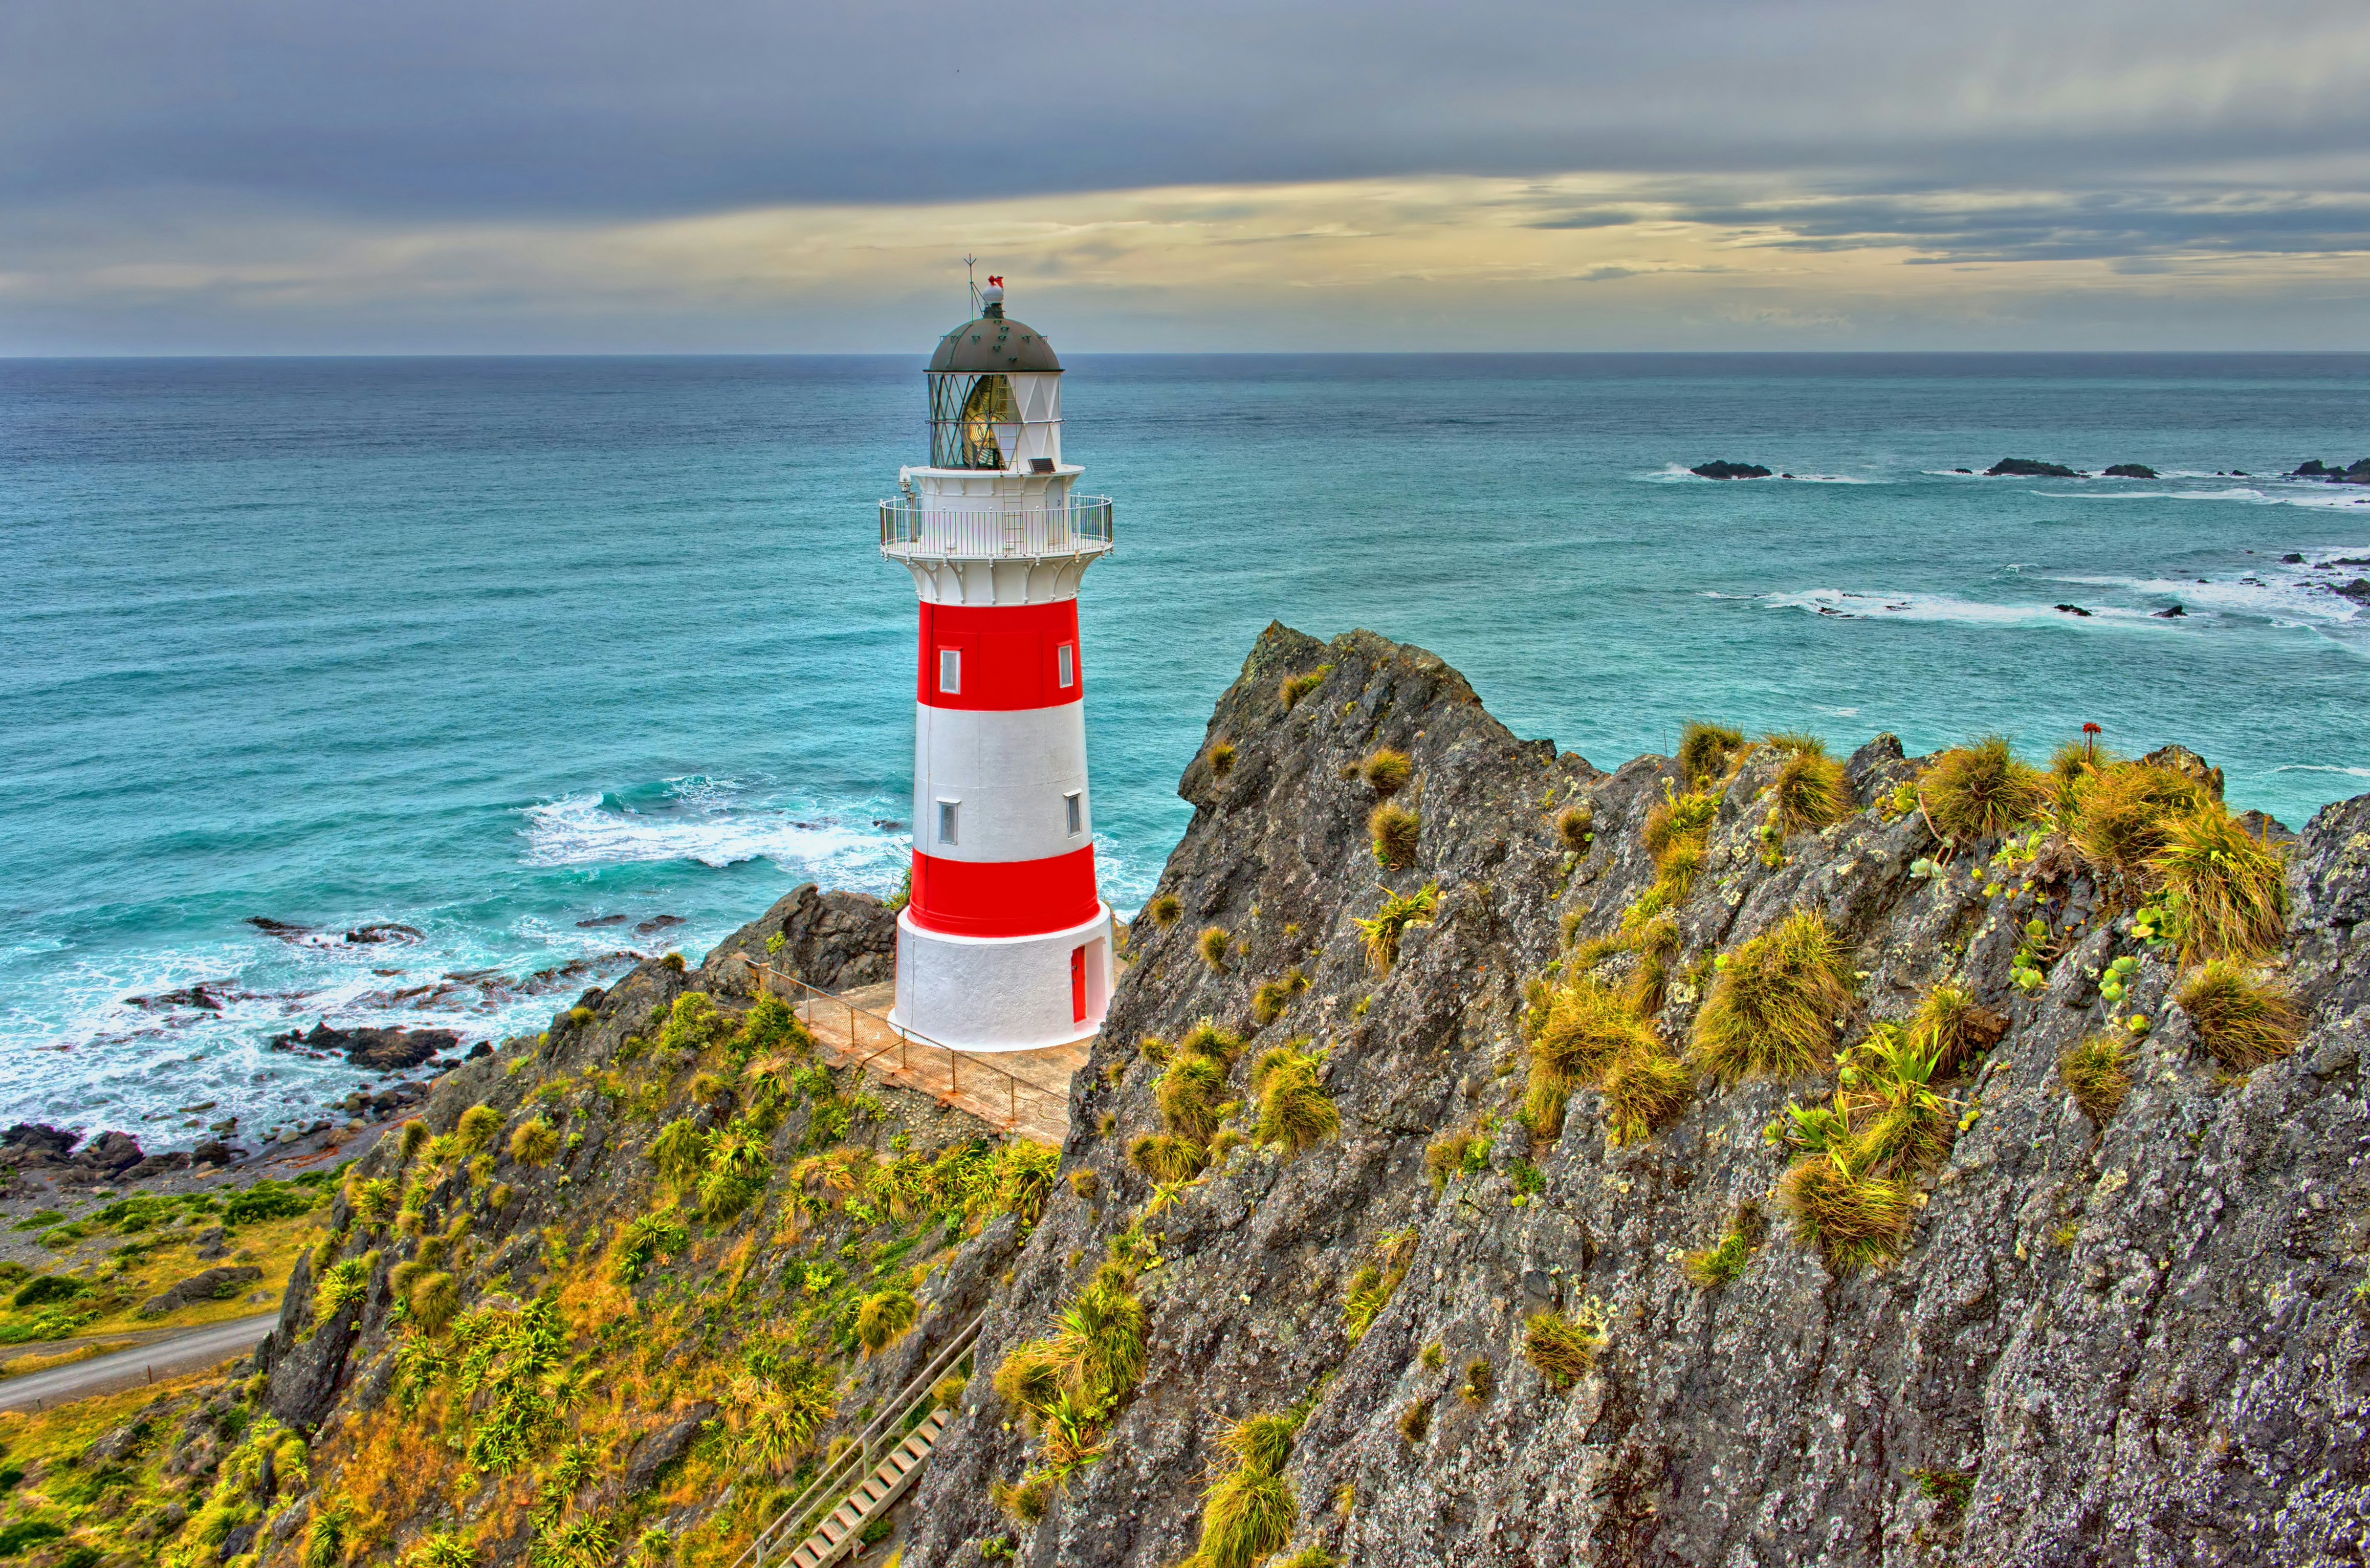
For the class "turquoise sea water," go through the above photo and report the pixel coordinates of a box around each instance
[3,353,2367,1143]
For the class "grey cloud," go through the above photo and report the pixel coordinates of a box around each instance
[1,0,2366,218]
[1674,191,2370,262]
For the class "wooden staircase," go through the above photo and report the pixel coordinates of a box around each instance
[733,1313,983,1568]
[785,1406,951,1566]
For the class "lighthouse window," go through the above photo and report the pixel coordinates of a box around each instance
[938,800,959,846]
[938,647,961,694]
[1065,791,1083,836]
[1057,643,1075,688]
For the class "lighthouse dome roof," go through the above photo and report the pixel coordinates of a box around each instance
[929,315,1062,374]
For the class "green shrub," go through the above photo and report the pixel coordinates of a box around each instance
[1360,748,1412,796]
[615,1212,687,1285]
[1523,1304,1606,1389]
[855,1287,918,1353]
[0,1523,65,1557]
[2060,1032,2130,1121]
[1677,721,1745,784]
[739,993,813,1061]
[1341,1228,1416,1345]
[1919,736,2050,842]
[314,1254,374,1323]
[2176,960,2299,1069]
[1691,909,1856,1080]
[1681,1200,1765,1288]
[1369,801,1420,868]
[9,1275,85,1309]
[1279,670,1328,709]
[1185,1408,1304,1568]
[1356,882,1439,972]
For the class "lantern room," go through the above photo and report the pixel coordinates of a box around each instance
[924,280,1065,473]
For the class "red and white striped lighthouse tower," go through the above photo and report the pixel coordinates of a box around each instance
[879,279,1117,1052]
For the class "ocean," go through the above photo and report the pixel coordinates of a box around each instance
[3,352,2366,1145]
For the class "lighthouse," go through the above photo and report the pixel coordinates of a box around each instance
[879,279,1117,1053]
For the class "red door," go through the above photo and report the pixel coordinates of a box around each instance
[1070,945,1087,1023]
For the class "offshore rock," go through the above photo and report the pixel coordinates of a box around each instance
[268,1022,458,1071]
[1690,459,1773,479]
[904,621,2370,1568]
[1986,457,2081,477]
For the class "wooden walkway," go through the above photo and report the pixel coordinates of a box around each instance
[751,969,1082,1146]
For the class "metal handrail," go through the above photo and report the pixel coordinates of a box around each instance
[737,1311,985,1568]
[749,963,1063,1136]
[878,496,1114,560]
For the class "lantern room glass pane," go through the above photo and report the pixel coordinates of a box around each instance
[928,372,1018,468]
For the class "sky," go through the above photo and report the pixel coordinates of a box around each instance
[3,0,2367,353]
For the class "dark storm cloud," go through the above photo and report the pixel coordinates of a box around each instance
[1,0,2364,218]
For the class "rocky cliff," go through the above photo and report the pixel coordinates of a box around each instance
[14,622,2363,1568]
[905,622,2370,1567]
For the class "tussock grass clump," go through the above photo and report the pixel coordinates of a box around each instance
[1180,1019,1247,1065]
[650,1118,708,1188]
[2153,808,2288,963]
[507,1119,561,1167]
[1146,892,1183,928]
[1157,1053,1229,1143]
[1600,1045,1692,1145]
[455,1103,502,1154]
[1361,748,1412,795]
[1777,1154,1913,1274]
[1279,669,1328,709]
[1197,926,1231,969]
[1642,784,1718,864]
[2176,960,2299,1069]
[1681,1200,1766,1288]
[407,1270,460,1334]
[2069,760,2211,887]
[1069,1168,1099,1199]
[1397,1398,1432,1443]
[2049,739,2115,818]
[1691,909,1856,1080]
[397,1119,432,1160]
[2060,1032,2131,1120]
[1356,882,1439,972]
[1460,1358,1492,1404]
[855,1287,918,1353]
[1908,982,2007,1076]
[1207,740,1236,779]
[1523,1303,1607,1390]
[1771,746,1851,835]
[1556,803,1594,851]
[1128,1133,1206,1183]
[1423,1129,1488,1192]
[1252,1043,1338,1154]
[1764,730,1827,757]
[995,1258,1149,1450]
[1342,1228,1417,1345]
[1184,1407,1306,1568]
[1678,721,1746,784]
[1526,976,1659,1139]
[1250,968,1309,1027]
[1919,736,2049,842]
[1369,801,1420,868]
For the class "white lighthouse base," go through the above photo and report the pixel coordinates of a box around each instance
[891,904,1114,1054]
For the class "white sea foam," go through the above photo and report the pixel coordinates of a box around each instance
[1762,588,2161,628]
[520,783,901,876]
[2274,763,2370,779]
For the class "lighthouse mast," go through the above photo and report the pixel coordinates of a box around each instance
[879,278,1117,1052]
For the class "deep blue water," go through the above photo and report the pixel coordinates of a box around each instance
[3,353,2367,1143]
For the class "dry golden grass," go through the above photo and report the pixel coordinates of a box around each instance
[2069,761,2212,887]
[2152,808,2288,962]
[1777,1153,1913,1274]
[2059,1032,2131,1121]
[1600,1046,1692,1145]
[1361,748,1413,795]
[1772,747,1852,834]
[2176,960,2300,1069]
[1691,909,1856,1080]
[1369,801,1421,868]
[1919,736,2050,841]
[1678,721,1745,784]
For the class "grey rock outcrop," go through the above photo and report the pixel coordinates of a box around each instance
[905,622,2370,1568]
[703,882,897,993]
[138,1264,263,1317]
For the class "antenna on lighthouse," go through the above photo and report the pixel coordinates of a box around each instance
[964,254,980,315]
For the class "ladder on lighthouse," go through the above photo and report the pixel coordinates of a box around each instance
[734,1314,983,1568]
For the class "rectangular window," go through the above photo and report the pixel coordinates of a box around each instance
[1065,791,1082,836]
[937,800,958,846]
[1057,642,1075,688]
[938,647,961,695]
